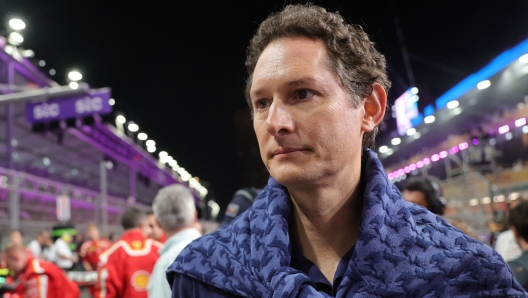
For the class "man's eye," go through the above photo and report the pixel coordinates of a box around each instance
[255,99,269,110]
[296,89,314,100]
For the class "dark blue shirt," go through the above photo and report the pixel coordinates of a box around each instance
[170,245,355,297]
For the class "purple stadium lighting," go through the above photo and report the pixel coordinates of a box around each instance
[416,161,424,168]
[409,164,417,171]
[431,154,440,162]
[439,151,448,158]
[515,118,527,127]
[498,125,509,134]
[459,142,469,150]
[450,146,459,155]
[404,166,411,173]
[472,138,479,145]
[423,158,431,165]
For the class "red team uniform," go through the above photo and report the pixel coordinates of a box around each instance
[95,230,161,298]
[14,257,80,298]
[80,239,111,270]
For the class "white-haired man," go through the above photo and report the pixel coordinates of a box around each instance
[147,184,201,297]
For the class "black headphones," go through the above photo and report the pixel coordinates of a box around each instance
[423,178,447,215]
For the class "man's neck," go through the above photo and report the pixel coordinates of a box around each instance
[288,171,363,284]
[164,225,195,240]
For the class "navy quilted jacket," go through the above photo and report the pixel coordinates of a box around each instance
[168,148,527,297]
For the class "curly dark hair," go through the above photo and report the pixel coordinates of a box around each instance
[245,3,391,149]
[509,200,528,242]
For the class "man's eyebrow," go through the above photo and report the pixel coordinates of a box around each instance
[250,77,320,99]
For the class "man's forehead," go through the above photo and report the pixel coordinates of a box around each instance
[250,37,334,96]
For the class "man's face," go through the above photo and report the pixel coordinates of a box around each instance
[3,250,27,274]
[9,231,22,245]
[250,37,365,187]
[402,190,429,209]
[146,215,163,241]
[87,227,99,241]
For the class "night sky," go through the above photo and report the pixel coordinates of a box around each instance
[1,0,527,209]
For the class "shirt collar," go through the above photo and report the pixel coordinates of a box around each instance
[161,228,201,254]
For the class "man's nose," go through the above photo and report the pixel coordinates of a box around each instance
[266,101,294,136]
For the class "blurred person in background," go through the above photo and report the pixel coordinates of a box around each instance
[94,206,161,298]
[2,243,80,298]
[49,232,77,271]
[167,4,524,297]
[146,211,166,243]
[220,187,262,227]
[402,176,446,215]
[507,200,528,290]
[496,194,528,262]
[8,230,23,246]
[147,184,201,298]
[26,230,50,259]
[79,224,110,271]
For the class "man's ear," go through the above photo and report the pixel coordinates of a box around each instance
[361,82,387,132]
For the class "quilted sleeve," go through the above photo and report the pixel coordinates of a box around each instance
[429,239,528,297]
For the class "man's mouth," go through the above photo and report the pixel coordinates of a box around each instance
[272,148,307,157]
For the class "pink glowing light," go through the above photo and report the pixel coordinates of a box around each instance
[459,142,469,150]
[416,161,424,168]
[439,151,448,158]
[423,158,430,165]
[409,164,417,171]
[498,125,509,134]
[431,154,440,162]
[515,118,527,127]
[404,166,411,173]
[450,147,459,155]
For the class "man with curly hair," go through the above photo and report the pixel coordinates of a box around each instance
[167,4,526,297]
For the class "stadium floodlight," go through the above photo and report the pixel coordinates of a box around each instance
[169,160,177,167]
[391,138,401,145]
[147,146,156,153]
[477,80,491,90]
[68,82,79,89]
[108,98,115,106]
[498,125,509,134]
[447,100,459,109]
[515,118,526,127]
[424,116,435,124]
[68,71,83,81]
[8,32,24,45]
[22,49,35,57]
[116,115,126,124]
[406,128,416,136]
[9,19,26,30]
[146,140,156,147]
[423,158,431,165]
[431,154,440,162]
[410,87,419,94]
[520,54,528,64]
[127,122,139,132]
[137,132,148,140]
[481,197,491,204]
[379,145,388,153]
[439,151,448,158]
[159,151,168,158]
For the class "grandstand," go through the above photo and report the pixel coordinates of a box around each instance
[0,40,202,240]
[377,37,528,238]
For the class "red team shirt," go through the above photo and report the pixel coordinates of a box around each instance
[80,239,111,270]
[94,230,162,298]
[15,257,80,298]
